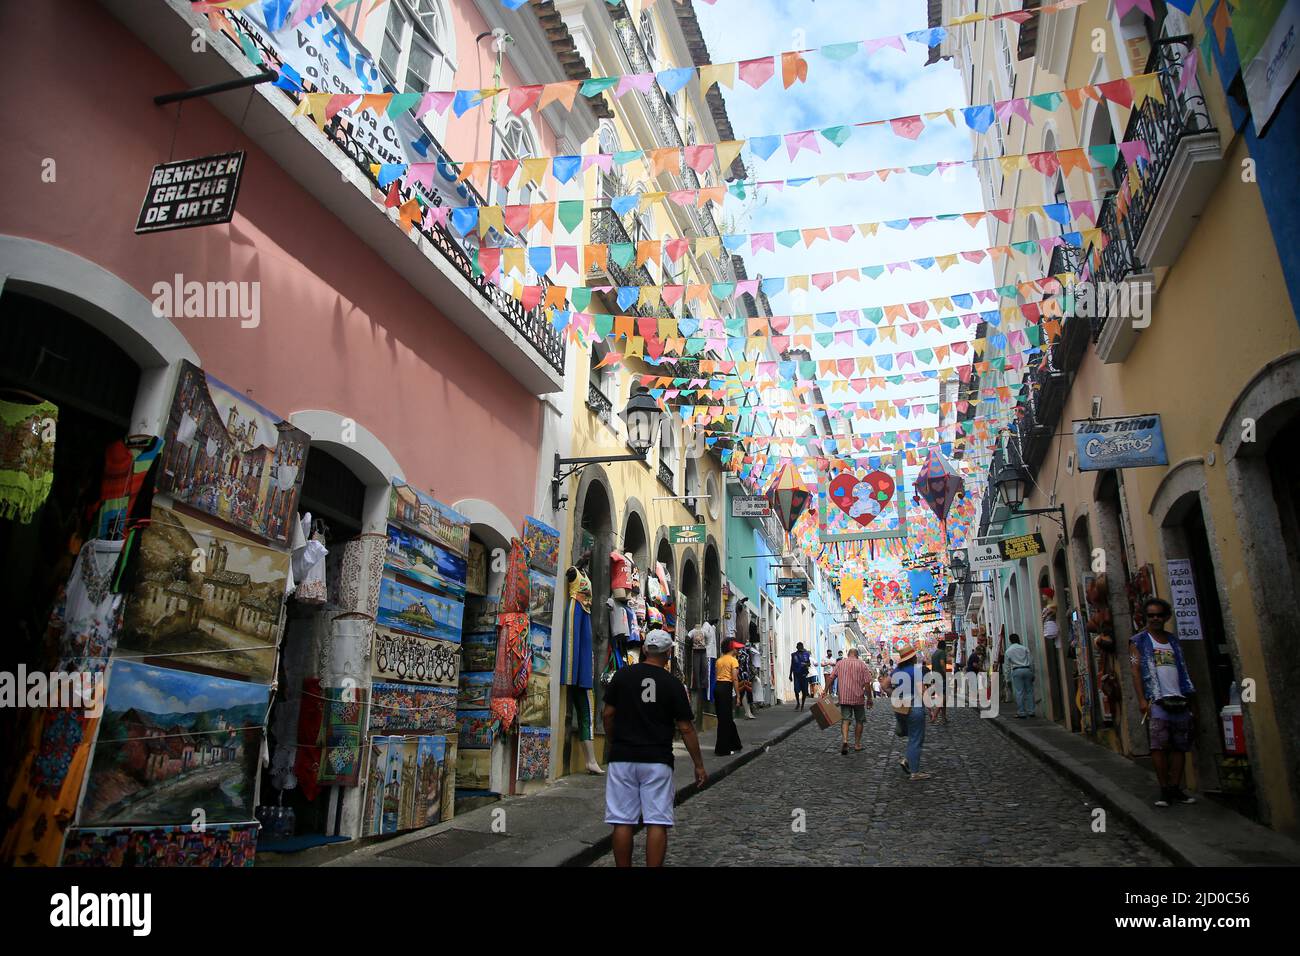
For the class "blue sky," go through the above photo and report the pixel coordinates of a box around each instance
[695,0,995,471]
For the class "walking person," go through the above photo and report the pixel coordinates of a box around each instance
[601,629,707,867]
[882,643,930,781]
[789,642,811,710]
[823,652,838,698]
[1005,634,1035,718]
[713,639,744,756]
[832,648,872,755]
[1128,598,1198,807]
[928,641,949,723]
[807,656,822,700]
[737,636,756,720]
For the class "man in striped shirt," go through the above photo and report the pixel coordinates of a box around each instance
[832,648,873,755]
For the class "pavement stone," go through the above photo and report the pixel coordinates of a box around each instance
[592,702,1172,867]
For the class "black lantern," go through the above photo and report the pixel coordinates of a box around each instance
[621,385,664,453]
[995,459,1030,511]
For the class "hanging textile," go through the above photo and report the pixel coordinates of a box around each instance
[0,398,58,524]
[2,539,123,866]
[92,436,164,540]
[490,611,530,727]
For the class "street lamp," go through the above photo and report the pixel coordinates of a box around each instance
[551,386,665,510]
[994,457,1069,548]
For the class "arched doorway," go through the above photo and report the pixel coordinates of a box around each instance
[567,468,614,774]
[1038,566,1066,722]
[1052,542,1080,731]
[1218,352,1300,829]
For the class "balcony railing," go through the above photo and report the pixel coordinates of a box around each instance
[237,18,565,376]
[587,380,613,423]
[1110,36,1214,254]
[658,460,675,492]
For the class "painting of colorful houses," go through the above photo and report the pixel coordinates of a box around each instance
[81,661,269,826]
[157,360,309,546]
[387,480,470,556]
[117,506,288,682]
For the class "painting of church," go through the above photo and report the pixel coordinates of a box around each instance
[157,360,310,546]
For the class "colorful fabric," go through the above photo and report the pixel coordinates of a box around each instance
[93,436,164,539]
[2,539,123,866]
[318,687,365,786]
[294,677,327,801]
[490,612,529,727]
[500,538,530,613]
[0,398,57,523]
[61,823,259,867]
[560,598,593,688]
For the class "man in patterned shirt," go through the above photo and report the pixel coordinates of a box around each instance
[832,647,873,755]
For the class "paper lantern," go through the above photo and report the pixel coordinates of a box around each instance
[765,462,811,533]
[914,449,965,523]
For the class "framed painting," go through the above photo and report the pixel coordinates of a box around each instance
[517,727,551,782]
[387,480,470,556]
[456,709,495,750]
[368,682,456,735]
[528,570,557,626]
[464,595,499,635]
[81,660,270,827]
[455,747,492,793]
[156,360,310,546]
[461,632,497,674]
[385,524,467,597]
[465,539,488,596]
[61,822,259,868]
[117,506,289,683]
[371,626,460,688]
[457,671,493,710]
[377,575,464,644]
[523,517,560,576]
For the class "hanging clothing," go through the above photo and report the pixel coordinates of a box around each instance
[567,565,592,612]
[92,436,163,540]
[0,398,58,524]
[2,539,123,866]
[560,573,594,689]
[293,513,328,605]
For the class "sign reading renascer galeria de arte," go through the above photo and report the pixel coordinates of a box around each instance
[1072,414,1168,471]
[136,152,245,233]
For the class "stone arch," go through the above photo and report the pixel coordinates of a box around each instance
[620,496,651,569]
[1213,351,1300,830]
[0,235,198,435]
[570,464,616,564]
[291,409,405,533]
[703,535,722,623]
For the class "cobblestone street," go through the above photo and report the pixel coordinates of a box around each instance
[593,703,1172,866]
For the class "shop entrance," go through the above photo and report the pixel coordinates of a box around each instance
[260,445,364,846]
[1039,568,1066,723]
[0,288,142,814]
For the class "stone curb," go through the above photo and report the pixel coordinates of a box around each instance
[983,716,1202,867]
[560,711,817,867]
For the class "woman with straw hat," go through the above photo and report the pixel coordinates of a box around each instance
[881,642,931,781]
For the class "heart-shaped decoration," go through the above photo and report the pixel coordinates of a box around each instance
[827,470,895,527]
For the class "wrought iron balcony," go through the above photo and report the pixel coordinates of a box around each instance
[1110,36,1215,258]
[587,379,614,423]
[231,19,565,377]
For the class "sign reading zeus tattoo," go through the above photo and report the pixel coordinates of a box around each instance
[137,151,245,233]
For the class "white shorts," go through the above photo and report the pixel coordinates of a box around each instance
[604,761,676,826]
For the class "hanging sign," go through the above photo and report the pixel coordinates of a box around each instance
[136,151,245,233]
[1240,0,1300,134]
[1072,415,1168,471]
[1165,558,1204,641]
[731,495,772,518]
[670,524,706,544]
[999,532,1045,561]
[776,578,809,598]
[967,540,1007,573]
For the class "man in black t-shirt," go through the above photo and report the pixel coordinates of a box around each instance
[602,628,707,867]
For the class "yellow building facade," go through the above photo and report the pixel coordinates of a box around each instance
[941,0,1300,833]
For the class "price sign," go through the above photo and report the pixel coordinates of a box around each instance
[1165,558,1203,641]
[731,495,771,518]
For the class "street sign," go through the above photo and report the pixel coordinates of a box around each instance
[776,578,809,598]
[137,151,245,233]
[967,541,1006,573]
[731,495,771,518]
[999,532,1045,561]
[669,524,706,544]
[1073,414,1169,471]
[1165,558,1203,641]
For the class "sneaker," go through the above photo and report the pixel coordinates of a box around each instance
[1171,789,1196,805]
[1154,793,1171,808]
[909,772,933,781]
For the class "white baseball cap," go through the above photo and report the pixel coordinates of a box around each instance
[643,629,673,652]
